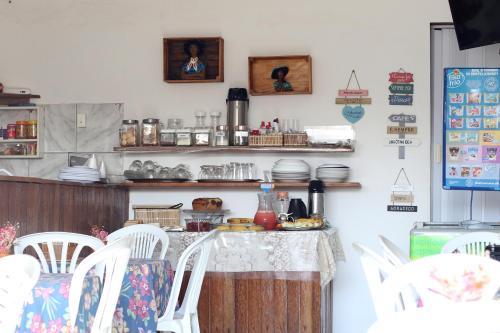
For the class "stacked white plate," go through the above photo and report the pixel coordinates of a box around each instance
[316,164,350,182]
[58,166,100,183]
[272,159,311,182]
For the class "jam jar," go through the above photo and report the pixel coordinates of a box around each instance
[120,120,140,147]
[141,118,160,146]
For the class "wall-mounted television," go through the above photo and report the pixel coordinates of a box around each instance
[448,0,500,50]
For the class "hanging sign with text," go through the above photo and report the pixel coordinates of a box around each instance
[387,126,418,134]
[389,83,414,94]
[388,69,414,106]
[389,94,413,105]
[389,72,414,83]
[388,114,416,123]
[385,137,421,146]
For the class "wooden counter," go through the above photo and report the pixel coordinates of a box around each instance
[0,176,129,236]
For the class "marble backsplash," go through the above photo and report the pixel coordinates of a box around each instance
[0,103,124,179]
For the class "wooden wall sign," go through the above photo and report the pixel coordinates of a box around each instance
[387,168,417,212]
[387,126,418,134]
[386,113,418,159]
[388,69,414,106]
[163,37,224,83]
[248,55,312,96]
[336,70,371,124]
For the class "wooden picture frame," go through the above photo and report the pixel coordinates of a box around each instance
[248,55,312,96]
[163,37,224,83]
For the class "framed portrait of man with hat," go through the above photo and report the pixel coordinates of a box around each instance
[248,55,312,96]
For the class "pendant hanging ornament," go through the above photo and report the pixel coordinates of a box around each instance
[387,168,418,212]
[388,68,414,106]
[336,70,371,123]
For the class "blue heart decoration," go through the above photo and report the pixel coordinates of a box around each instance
[342,105,365,124]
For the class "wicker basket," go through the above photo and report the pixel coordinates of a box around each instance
[284,133,308,146]
[249,133,283,146]
[133,205,181,228]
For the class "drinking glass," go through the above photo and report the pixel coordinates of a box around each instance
[281,119,290,133]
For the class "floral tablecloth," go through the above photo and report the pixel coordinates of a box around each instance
[166,228,344,287]
[16,258,174,333]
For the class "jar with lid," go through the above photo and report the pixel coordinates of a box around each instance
[233,125,249,146]
[214,125,229,146]
[7,124,16,139]
[27,120,37,139]
[141,118,160,146]
[160,129,176,146]
[15,120,28,139]
[120,120,139,147]
[176,128,193,146]
[193,128,211,146]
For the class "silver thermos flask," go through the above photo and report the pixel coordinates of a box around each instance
[308,180,325,218]
[226,88,249,145]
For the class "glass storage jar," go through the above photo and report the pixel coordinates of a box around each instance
[120,119,140,147]
[27,120,37,139]
[15,120,28,139]
[233,125,249,146]
[160,129,176,146]
[176,128,193,146]
[193,128,211,146]
[141,118,160,146]
[214,125,229,146]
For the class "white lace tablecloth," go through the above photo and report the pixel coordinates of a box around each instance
[166,228,345,287]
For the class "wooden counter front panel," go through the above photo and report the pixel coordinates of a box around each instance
[183,272,321,333]
[0,181,128,236]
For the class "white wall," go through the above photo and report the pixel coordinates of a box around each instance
[0,1,452,332]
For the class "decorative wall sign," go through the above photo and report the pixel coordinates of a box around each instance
[389,95,413,105]
[388,114,416,123]
[387,126,418,134]
[342,105,365,124]
[336,70,371,124]
[386,113,418,159]
[388,68,414,106]
[248,55,312,96]
[384,137,422,146]
[387,168,418,212]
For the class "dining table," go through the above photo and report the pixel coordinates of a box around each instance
[16,258,175,333]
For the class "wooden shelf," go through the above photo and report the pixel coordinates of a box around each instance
[0,139,37,143]
[114,146,354,154]
[0,106,38,110]
[125,181,361,190]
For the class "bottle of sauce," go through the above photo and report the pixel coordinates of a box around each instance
[254,191,277,230]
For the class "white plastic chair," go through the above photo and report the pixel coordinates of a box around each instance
[69,236,133,333]
[353,242,404,319]
[369,253,500,332]
[441,231,500,256]
[14,232,104,274]
[107,224,169,259]
[0,255,40,333]
[157,230,218,333]
[378,235,410,267]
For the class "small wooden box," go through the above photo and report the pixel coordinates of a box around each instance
[249,133,283,146]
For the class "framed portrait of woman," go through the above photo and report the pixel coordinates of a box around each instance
[248,55,312,96]
[163,37,224,83]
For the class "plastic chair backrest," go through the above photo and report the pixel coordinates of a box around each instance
[441,232,500,256]
[378,235,410,267]
[107,224,169,259]
[0,255,40,333]
[159,230,217,322]
[378,253,500,318]
[353,242,403,318]
[14,232,104,274]
[68,237,132,333]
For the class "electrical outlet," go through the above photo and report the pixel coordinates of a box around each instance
[77,113,86,128]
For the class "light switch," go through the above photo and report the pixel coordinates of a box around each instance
[77,113,86,128]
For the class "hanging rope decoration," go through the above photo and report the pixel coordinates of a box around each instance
[335,70,371,124]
